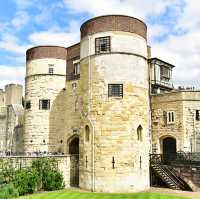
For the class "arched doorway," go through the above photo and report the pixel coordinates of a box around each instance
[68,136,79,187]
[162,137,177,163]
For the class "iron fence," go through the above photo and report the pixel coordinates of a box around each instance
[150,152,200,166]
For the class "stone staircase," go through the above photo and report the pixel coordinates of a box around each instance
[151,164,190,190]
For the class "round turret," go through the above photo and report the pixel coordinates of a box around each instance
[78,15,150,192]
[24,46,67,153]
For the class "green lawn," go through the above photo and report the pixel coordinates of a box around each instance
[18,189,190,199]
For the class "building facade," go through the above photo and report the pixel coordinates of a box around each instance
[0,84,23,154]
[1,14,200,192]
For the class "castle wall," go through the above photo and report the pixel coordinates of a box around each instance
[0,107,7,152]
[5,84,23,106]
[0,84,23,154]
[182,92,200,152]
[151,91,200,153]
[0,89,5,107]
[151,92,184,153]
[24,47,67,153]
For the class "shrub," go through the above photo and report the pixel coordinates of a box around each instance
[43,169,64,191]
[0,183,19,199]
[13,168,40,196]
[32,158,64,191]
[0,160,15,184]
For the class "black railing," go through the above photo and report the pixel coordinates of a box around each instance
[150,152,200,166]
[151,80,173,88]
[66,73,80,81]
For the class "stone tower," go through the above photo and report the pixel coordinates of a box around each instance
[5,84,23,106]
[77,15,150,192]
[24,46,67,153]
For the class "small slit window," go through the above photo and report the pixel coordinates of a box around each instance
[39,99,50,110]
[85,125,90,142]
[196,110,200,121]
[95,36,111,54]
[108,84,123,98]
[25,101,31,110]
[137,125,143,141]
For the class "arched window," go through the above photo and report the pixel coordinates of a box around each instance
[137,125,143,141]
[85,125,90,142]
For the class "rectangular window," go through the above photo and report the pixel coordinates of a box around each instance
[160,66,170,79]
[25,101,31,110]
[39,99,50,110]
[95,36,111,54]
[167,111,175,124]
[49,67,54,74]
[196,110,200,121]
[108,84,123,98]
[48,64,54,74]
[74,63,80,75]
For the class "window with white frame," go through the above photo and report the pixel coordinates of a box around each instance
[167,111,175,124]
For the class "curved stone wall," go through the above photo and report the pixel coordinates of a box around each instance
[24,48,66,152]
[78,15,150,192]
[80,15,147,40]
[26,46,67,61]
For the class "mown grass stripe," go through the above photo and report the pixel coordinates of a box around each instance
[18,190,191,199]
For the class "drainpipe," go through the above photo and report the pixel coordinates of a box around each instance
[87,35,95,192]
[188,108,195,152]
[147,49,152,154]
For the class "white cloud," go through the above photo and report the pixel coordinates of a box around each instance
[29,20,80,47]
[0,34,31,54]
[177,0,200,30]
[151,27,200,86]
[14,0,34,10]
[148,24,169,41]
[29,31,79,47]
[12,11,29,29]
[64,0,179,19]
[0,65,25,89]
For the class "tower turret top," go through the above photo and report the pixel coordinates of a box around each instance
[26,46,67,62]
[80,15,147,40]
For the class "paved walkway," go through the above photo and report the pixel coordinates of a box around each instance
[147,187,200,199]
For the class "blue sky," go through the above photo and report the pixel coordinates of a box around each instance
[0,0,200,88]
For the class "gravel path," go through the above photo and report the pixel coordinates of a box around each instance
[147,187,200,199]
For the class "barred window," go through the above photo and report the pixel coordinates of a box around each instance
[108,84,123,97]
[95,36,111,54]
[49,67,54,74]
[167,111,175,124]
[39,99,50,110]
[25,101,31,110]
[48,64,54,74]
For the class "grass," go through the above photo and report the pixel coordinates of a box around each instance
[18,189,191,199]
